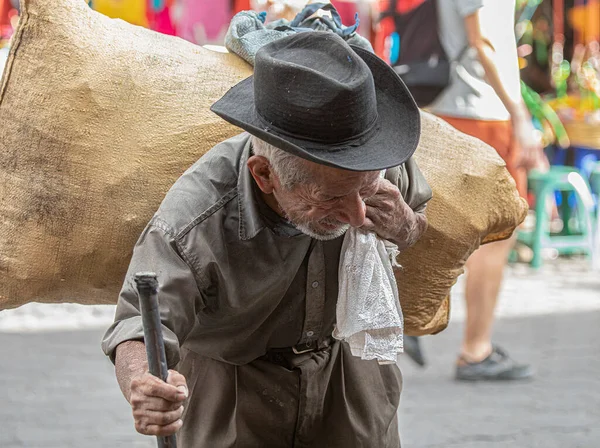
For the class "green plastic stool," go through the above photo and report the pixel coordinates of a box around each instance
[590,162,600,204]
[518,166,596,268]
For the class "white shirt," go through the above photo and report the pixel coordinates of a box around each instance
[429,0,521,121]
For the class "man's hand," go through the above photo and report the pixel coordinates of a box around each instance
[129,369,188,436]
[511,108,545,170]
[361,178,427,250]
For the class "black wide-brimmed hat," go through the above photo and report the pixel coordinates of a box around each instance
[211,32,420,172]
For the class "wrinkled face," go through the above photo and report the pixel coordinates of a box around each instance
[272,163,380,240]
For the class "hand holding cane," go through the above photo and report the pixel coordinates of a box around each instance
[134,272,178,448]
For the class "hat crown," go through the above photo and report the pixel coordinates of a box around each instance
[253,33,378,144]
[210,31,421,172]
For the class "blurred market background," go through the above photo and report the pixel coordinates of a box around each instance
[1,1,599,447]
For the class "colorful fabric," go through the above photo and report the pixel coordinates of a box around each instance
[177,0,231,44]
[146,0,175,36]
[1,0,11,27]
[92,0,149,27]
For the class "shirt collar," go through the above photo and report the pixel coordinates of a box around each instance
[237,136,304,240]
[237,137,265,240]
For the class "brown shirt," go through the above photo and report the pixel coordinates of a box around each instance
[102,132,432,447]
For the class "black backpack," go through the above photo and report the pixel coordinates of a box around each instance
[379,0,450,107]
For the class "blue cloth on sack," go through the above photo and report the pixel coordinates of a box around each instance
[286,2,359,37]
[225,2,373,66]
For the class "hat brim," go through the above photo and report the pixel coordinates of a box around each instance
[210,45,420,172]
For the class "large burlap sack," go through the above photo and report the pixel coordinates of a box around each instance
[0,0,527,335]
[396,116,526,335]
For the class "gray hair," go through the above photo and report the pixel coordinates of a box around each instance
[251,136,313,190]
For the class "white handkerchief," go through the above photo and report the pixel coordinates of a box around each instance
[333,227,404,365]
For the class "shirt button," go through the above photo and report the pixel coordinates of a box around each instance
[311,281,319,288]
[306,331,314,337]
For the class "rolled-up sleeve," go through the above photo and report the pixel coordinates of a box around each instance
[455,0,484,18]
[102,217,202,368]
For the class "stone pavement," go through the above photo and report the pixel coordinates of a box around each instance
[1,258,599,447]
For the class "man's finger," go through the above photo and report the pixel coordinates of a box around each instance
[166,370,188,398]
[378,178,403,196]
[360,217,376,232]
[365,187,403,211]
[131,394,184,412]
[138,373,185,402]
[365,205,383,221]
[134,406,184,426]
[135,418,183,436]
[363,198,385,211]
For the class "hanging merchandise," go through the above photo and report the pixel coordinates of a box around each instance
[517,0,599,150]
[331,0,359,31]
[518,20,534,69]
[233,0,251,14]
[147,0,175,36]
[547,0,571,109]
[533,17,551,65]
[550,0,565,86]
[176,0,230,44]
[329,0,372,42]
[569,0,599,45]
[150,0,164,10]
[0,0,16,46]
[546,0,600,148]
[521,81,570,148]
[516,3,569,149]
[0,0,9,28]
[515,0,553,94]
[92,0,149,27]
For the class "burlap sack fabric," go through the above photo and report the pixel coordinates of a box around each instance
[0,0,527,335]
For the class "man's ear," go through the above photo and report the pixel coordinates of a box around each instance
[247,155,276,194]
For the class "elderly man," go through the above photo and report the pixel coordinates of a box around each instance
[102,32,431,447]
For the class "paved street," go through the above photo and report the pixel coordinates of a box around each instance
[1,259,599,447]
[398,311,600,448]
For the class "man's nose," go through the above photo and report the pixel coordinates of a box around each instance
[337,194,366,227]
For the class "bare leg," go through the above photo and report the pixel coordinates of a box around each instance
[460,236,514,363]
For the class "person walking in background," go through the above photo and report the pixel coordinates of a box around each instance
[404,0,543,381]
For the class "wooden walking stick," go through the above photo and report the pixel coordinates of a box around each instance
[134,272,177,448]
